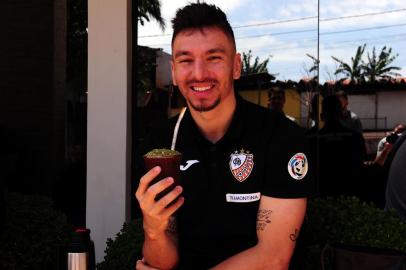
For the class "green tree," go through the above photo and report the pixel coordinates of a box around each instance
[304,53,319,80]
[331,44,366,82]
[363,46,401,82]
[138,0,165,30]
[242,50,270,75]
[67,0,166,85]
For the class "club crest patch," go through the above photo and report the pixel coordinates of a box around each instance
[229,149,254,182]
[288,153,308,180]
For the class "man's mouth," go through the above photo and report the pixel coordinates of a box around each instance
[191,85,213,92]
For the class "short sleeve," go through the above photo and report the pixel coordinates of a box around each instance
[262,116,316,198]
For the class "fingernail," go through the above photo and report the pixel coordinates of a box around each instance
[154,166,161,172]
[167,177,174,183]
[176,186,183,192]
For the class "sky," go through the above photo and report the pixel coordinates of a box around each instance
[138,0,406,83]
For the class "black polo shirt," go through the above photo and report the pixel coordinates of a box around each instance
[141,95,314,269]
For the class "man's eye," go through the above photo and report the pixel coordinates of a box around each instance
[178,59,192,63]
[208,56,222,61]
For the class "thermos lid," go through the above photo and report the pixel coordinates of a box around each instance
[68,228,91,253]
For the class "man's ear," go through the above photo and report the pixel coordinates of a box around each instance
[233,53,242,80]
[171,59,177,86]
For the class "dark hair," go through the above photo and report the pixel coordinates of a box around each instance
[268,87,285,99]
[335,90,348,100]
[171,3,235,49]
[322,95,342,122]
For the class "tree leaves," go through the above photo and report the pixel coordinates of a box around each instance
[331,44,366,83]
[331,44,401,83]
[138,0,165,31]
[242,50,271,75]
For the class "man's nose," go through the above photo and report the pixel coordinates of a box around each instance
[192,59,208,81]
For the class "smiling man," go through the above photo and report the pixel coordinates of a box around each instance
[135,3,314,270]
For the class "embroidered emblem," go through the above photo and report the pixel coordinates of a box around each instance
[287,153,308,180]
[180,160,200,171]
[229,149,254,182]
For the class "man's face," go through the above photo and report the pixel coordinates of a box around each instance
[269,92,285,112]
[337,96,348,109]
[171,27,241,112]
[394,124,406,134]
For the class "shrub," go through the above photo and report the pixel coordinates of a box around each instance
[0,191,70,270]
[97,218,144,270]
[305,196,406,252]
[97,197,406,269]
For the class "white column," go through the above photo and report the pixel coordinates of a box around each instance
[87,0,132,262]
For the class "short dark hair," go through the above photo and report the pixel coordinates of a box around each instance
[268,87,285,99]
[335,90,348,100]
[322,95,342,122]
[171,3,235,49]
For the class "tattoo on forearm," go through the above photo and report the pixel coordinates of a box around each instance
[166,218,177,235]
[290,228,299,242]
[256,209,272,231]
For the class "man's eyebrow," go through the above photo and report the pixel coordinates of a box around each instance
[207,47,226,54]
[174,50,191,58]
[174,47,227,58]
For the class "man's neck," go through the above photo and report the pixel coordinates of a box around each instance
[189,94,236,144]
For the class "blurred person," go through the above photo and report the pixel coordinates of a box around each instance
[316,95,366,197]
[336,90,363,134]
[135,3,314,270]
[385,132,406,221]
[268,87,296,122]
[375,124,406,163]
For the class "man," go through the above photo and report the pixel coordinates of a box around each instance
[268,87,296,122]
[315,95,366,198]
[385,132,406,221]
[335,90,363,134]
[375,124,406,161]
[135,3,314,269]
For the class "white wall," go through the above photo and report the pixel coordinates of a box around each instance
[377,91,406,129]
[348,91,406,130]
[348,94,376,130]
[299,91,406,130]
[156,50,172,89]
[348,94,375,119]
[87,0,132,262]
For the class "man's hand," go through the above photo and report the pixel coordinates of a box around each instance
[135,166,184,240]
[375,142,393,167]
[135,258,161,270]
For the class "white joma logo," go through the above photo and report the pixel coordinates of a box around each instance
[180,160,200,171]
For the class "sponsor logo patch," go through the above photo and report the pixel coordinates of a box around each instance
[226,192,261,203]
[229,149,254,182]
[287,153,308,180]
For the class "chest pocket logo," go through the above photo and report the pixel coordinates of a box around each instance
[229,149,254,182]
[180,160,200,171]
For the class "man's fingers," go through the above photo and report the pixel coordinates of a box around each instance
[135,259,159,270]
[142,177,174,204]
[162,196,185,218]
[135,166,161,200]
[151,186,183,214]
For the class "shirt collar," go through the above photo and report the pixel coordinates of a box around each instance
[180,93,245,147]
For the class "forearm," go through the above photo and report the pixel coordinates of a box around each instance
[211,197,306,270]
[135,167,185,269]
[143,231,179,269]
[209,244,290,270]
